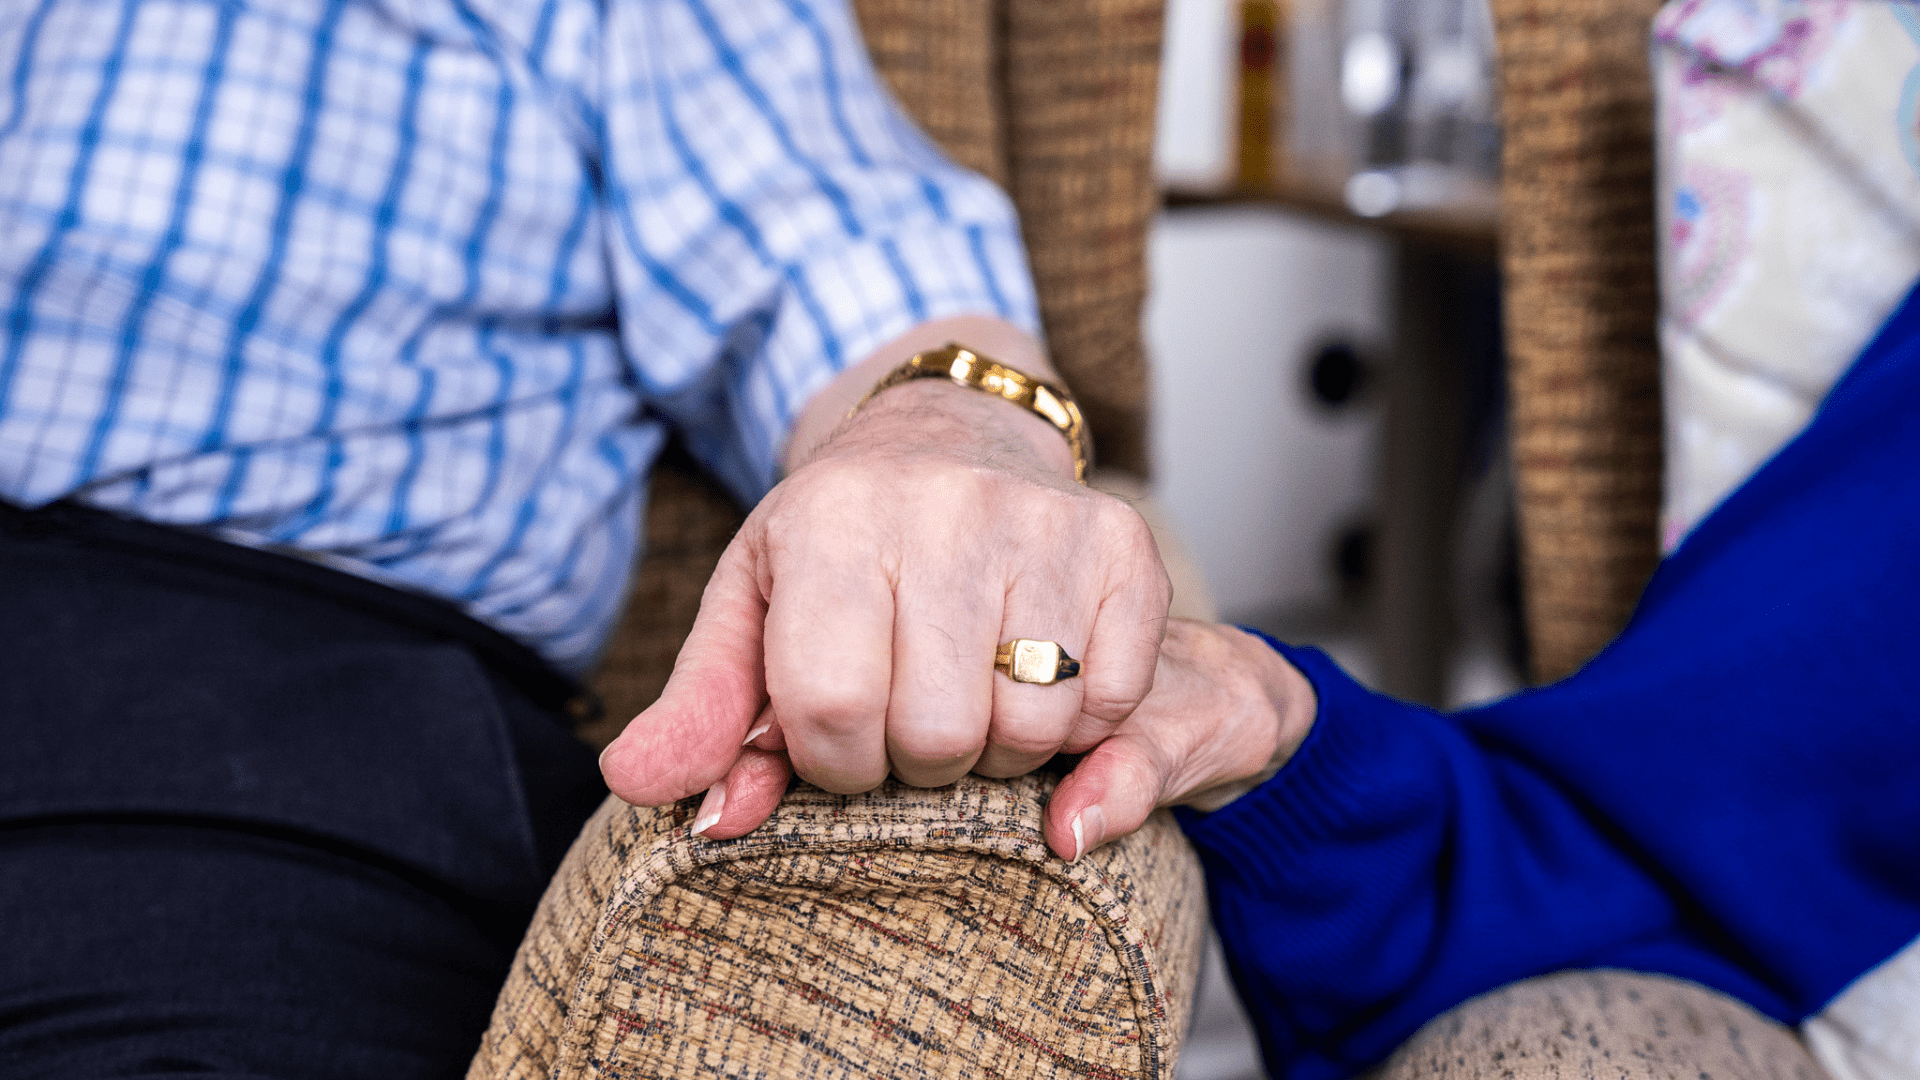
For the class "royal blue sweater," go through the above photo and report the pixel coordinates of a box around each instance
[1180,282,1920,1080]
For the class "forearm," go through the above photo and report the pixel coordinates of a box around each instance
[1182,641,1777,1080]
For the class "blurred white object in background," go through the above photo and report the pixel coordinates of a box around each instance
[1157,0,1240,188]
[1336,0,1500,215]
[1147,207,1390,624]
[1340,29,1401,116]
[1344,168,1401,216]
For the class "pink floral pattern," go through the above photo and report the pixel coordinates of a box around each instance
[1654,0,1850,131]
[1668,163,1752,327]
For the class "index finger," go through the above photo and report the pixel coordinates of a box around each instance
[601,541,771,806]
[763,548,895,794]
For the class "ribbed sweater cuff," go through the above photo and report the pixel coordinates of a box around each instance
[1176,634,1443,890]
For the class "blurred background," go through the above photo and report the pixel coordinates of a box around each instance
[1149,0,1515,713]
[1145,1,1511,1073]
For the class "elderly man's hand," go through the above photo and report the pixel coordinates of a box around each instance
[599,317,1173,835]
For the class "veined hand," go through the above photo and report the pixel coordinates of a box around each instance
[598,316,1174,840]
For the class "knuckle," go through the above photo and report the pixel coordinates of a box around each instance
[986,717,1065,760]
[891,723,987,767]
[782,682,887,741]
[763,463,882,533]
[1095,504,1172,599]
[1147,562,1174,608]
[1078,683,1144,727]
[1096,498,1156,553]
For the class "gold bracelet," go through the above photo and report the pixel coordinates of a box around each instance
[846,342,1091,483]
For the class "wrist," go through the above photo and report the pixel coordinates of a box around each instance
[846,342,1086,482]
[1180,627,1317,812]
[784,317,1064,475]
[811,377,1078,481]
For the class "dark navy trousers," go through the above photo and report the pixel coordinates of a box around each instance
[0,500,608,1079]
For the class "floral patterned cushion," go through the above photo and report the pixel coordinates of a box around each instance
[1654,0,1920,548]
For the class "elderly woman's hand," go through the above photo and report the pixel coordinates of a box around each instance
[1041,618,1317,860]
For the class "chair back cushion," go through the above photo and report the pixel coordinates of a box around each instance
[1652,0,1920,550]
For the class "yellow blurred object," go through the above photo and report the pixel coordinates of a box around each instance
[1236,0,1283,187]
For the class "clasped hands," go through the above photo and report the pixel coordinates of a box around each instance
[599,319,1316,860]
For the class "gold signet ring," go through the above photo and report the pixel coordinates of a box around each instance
[994,639,1082,685]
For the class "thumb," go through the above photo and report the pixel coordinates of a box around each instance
[602,540,768,806]
[1044,730,1169,862]
[687,745,794,841]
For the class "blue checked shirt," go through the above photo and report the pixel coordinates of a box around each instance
[0,0,1039,671]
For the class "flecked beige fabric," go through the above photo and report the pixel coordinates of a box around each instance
[1375,970,1830,1080]
[470,774,1208,1080]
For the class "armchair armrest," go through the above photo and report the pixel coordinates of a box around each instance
[470,773,1208,1080]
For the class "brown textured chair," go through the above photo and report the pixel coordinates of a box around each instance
[470,2,1836,1077]
[470,2,1212,1078]
[470,774,1208,1080]
[1372,970,1829,1080]
[1491,0,1668,685]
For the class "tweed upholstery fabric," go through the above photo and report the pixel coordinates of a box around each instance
[469,774,1208,1080]
[1490,0,1667,683]
[590,0,1165,721]
[1374,970,1828,1080]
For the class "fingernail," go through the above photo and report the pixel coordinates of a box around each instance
[1070,805,1106,863]
[743,723,770,746]
[690,781,727,837]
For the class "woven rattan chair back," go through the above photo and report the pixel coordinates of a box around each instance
[1490,0,1667,682]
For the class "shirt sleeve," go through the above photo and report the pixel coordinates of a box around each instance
[593,0,1040,503]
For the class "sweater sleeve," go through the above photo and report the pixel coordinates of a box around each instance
[1178,640,1787,1080]
[1181,279,1920,1080]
